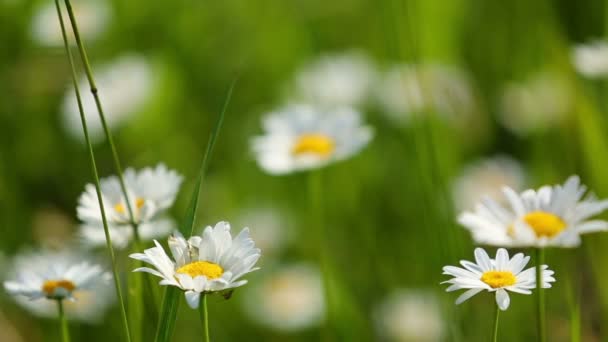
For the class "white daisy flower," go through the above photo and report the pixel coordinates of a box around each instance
[376,64,477,123]
[572,41,608,78]
[3,249,109,302]
[242,263,325,332]
[61,54,154,143]
[442,248,555,311]
[294,52,376,107]
[499,73,571,137]
[10,277,114,323]
[130,221,261,309]
[77,163,182,249]
[452,155,525,212]
[251,104,373,175]
[374,289,444,342]
[31,0,110,46]
[458,175,608,248]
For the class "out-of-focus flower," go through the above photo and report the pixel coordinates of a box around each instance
[376,64,477,123]
[130,221,261,309]
[242,263,325,332]
[294,52,376,107]
[374,289,443,342]
[252,104,373,175]
[499,73,572,136]
[61,54,153,143]
[442,248,555,311]
[11,277,114,323]
[4,249,109,303]
[572,41,608,78]
[234,207,291,256]
[452,155,525,212]
[78,163,182,249]
[458,175,608,248]
[31,0,110,46]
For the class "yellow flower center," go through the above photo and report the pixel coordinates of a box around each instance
[292,134,335,157]
[480,271,516,288]
[175,261,224,279]
[114,198,145,214]
[522,211,566,238]
[42,279,76,296]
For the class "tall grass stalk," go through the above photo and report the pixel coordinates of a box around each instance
[154,80,235,342]
[53,1,131,341]
[62,1,160,339]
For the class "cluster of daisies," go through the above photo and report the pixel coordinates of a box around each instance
[2,71,375,332]
[3,164,261,325]
[443,175,608,318]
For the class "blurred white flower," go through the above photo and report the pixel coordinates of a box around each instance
[234,207,291,256]
[78,163,182,249]
[131,221,261,309]
[31,0,110,46]
[376,64,476,123]
[572,41,608,78]
[459,175,608,248]
[294,52,376,107]
[243,263,325,332]
[61,54,154,143]
[252,104,373,174]
[374,289,443,342]
[3,248,112,322]
[452,155,525,212]
[499,73,572,136]
[11,276,114,323]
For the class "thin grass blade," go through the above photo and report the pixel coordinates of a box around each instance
[154,79,236,342]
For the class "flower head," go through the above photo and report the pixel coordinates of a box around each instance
[376,64,476,123]
[499,73,571,136]
[442,248,555,310]
[31,0,109,46]
[374,289,444,342]
[459,175,608,248]
[294,52,376,107]
[242,263,325,332]
[572,41,608,78]
[4,249,108,302]
[78,163,182,249]
[61,54,154,143]
[130,221,261,309]
[251,104,373,174]
[452,155,525,212]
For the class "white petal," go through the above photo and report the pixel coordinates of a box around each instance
[495,289,510,311]
[474,248,492,271]
[455,288,483,305]
[184,291,201,309]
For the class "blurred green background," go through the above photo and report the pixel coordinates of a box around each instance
[2,0,608,341]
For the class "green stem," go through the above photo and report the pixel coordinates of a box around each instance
[54,1,131,342]
[536,248,546,342]
[199,294,210,342]
[492,304,500,342]
[57,300,70,342]
[62,0,138,233]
